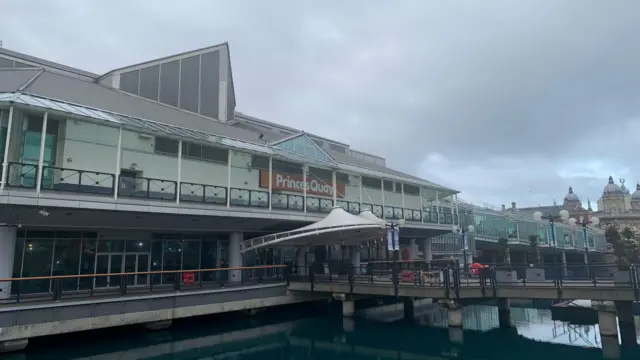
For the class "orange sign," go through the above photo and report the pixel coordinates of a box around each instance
[259,170,345,198]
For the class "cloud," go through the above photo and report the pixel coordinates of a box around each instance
[2,0,640,208]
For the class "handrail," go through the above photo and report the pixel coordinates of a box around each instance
[0,264,287,282]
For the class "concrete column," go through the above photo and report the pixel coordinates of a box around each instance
[497,298,511,328]
[342,300,355,317]
[0,226,17,300]
[598,310,618,337]
[409,238,416,260]
[296,247,306,275]
[615,300,637,347]
[561,251,567,277]
[228,232,243,282]
[403,297,415,320]
[465,253,473,267]
[448,307,463,327]
[349,246,361,274]
[423,238,432,262]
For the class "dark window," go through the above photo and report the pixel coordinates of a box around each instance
[159,60,180,107]
[199,51,220,118]
[336,172,349,183]
[120,70,140,95]
[311,138,324,148]
[395,183,402,193]
[179,55,200,113]
[154,136,179,155]
[0,57,14,68]
[362,176,381,189]
[273,159,302,175]
[184,142,202,158]
[404,184,420,196]
[251,155,270,170]
[27,114,59,135]
[329,143,346,153]
[201,145,228,163]
[139,65,160,101]
[308,167,332,180]
[383,180,393,192]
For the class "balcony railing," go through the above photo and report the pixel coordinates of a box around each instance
[3,162,456,225]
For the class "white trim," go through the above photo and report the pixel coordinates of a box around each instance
[332,171,337,206]
[35,111,48,194]
[113,127,122,200]
[0,106,14,192]
[419,187,424,223]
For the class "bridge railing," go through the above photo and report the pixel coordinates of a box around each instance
[289,262,640,300]
[0,264,289,305]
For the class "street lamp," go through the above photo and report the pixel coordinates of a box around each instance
[533,209,570,279]
[568,215,599,279]
[454,224,475,275]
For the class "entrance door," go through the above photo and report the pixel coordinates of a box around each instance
[94,254,124,288]
[125,254,150,286]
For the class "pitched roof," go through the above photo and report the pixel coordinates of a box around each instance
[0,47,98,79]
[0,68,42,92]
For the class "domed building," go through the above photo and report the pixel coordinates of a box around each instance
[595,176,640,231]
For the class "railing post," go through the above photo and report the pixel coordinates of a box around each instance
[52,278,62,302]
[120,275,127,296]
[174,272,181,292]
[308,266,315,292]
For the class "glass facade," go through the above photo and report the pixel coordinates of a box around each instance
[10,230,293,295]
[274,134,335,164]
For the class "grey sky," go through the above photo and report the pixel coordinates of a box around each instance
[2,0,639,208]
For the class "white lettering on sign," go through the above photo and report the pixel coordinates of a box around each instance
[274,174,334,196]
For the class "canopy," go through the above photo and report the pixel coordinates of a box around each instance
[358,210,386,226]
[241,206,385,252]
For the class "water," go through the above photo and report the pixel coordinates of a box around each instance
[2,303,639,360]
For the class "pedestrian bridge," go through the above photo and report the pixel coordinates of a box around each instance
[0,265,327,352]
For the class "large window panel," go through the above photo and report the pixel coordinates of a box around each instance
[21,231,55,294]
[52,232,83,291]
[139,65,160,101]
[199,51,220,118]
[200,238,218,281]
[159,60,180,107]
[179,55,200,113]
[120,70,140,96]
[78,233,97,290]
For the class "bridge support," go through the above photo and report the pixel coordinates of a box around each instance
[403,297,415,320]
[229,232,243,282]
[0,338,28,353]
[615,300,637,348]
[0,226,17,300]
[334,293,355,317]
[439,300,463,328]
[497,298,511,328]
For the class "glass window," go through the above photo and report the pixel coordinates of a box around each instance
[185,142,202,158]
[78,234,97,290]
[200,238,218,282]
[179,55,200,113]
[21,231,55,294]
[162,239,182,284]
[383,180,393,192]
[199,51,220,118]
[362,176,381,189]
[154,136,179,155]
[97,239,125,253]
[126,239,150,253]
[52,233,82,291]
[182,240,201,282]
[139,65,160,101]
[274,134,334,163]
[150,239,162,284]
[120,70,140,95]
[159,60,180,108]
[201,146,228,163]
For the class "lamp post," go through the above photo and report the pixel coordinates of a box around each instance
[568,215,599,279]
[454,224,475,275]
[385,219,405,281]
[533,209,570,279]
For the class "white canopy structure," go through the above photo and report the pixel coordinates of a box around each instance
[241,206,386,253]
[358,210,387,226]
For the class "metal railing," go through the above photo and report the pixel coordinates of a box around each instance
[0,264,289,304]
[290,261,640,300]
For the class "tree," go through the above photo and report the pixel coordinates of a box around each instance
[528,234,541,265]
[606,226,640,267]
[497,237,510,265]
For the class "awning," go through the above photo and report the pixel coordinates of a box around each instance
[241,206,385,252]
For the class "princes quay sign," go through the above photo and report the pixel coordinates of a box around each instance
[259,170,346,198]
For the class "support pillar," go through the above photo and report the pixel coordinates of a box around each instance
[342,300,355,317]
[0,226,17,300]
[598,310,618,338]
[228,232,243,282]
[349,246,361,274]
[615,300,637,348]
[497,298,511,328]
[465,253,473,268]
[296,247,307,275]
[403,297,415,320]
[423,238,432,263]
[561,251,567,278]
[409,238,416,260]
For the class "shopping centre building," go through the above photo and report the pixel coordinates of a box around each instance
[0,43,605,297]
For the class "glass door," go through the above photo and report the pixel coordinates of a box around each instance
[125,254,149,286]
[94,254,123,288]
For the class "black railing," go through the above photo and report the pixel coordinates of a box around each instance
[290,261,640,301]
[179,182,227,204]
[0,264,288,304]
[3,161,456,223]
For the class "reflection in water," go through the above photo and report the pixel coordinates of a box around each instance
[7,305,640,360]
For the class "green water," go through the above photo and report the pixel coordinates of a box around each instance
[2,304,639,360]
